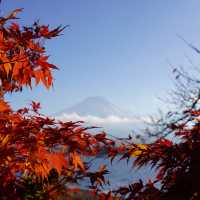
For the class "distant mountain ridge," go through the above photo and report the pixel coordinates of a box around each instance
[54,96,146,140]
[55,96,132,118]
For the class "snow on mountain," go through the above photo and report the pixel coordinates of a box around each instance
[55,96,145,137]
[56,96,131,118]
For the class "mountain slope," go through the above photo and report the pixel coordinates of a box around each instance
[54,96,145,139]
[56,96,132,118]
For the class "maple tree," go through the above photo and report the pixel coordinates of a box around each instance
[2,5,200,200]
[0,7,118,199]
[110,59,200,199]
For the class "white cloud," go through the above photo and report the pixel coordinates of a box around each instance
[55,113,151,139]
[55,112,142,125]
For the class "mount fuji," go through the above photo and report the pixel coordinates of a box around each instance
[56,96,131,118]
[55,96,144,137]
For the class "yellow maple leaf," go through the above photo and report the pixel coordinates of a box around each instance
[1,135,9,146]
[4,62,12,75]
[70,151,85,171]
[131,144,148,157]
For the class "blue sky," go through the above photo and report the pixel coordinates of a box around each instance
[3,0,200,115]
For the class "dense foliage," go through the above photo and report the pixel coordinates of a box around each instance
[0,8,118,199]
[1,6,200,200]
